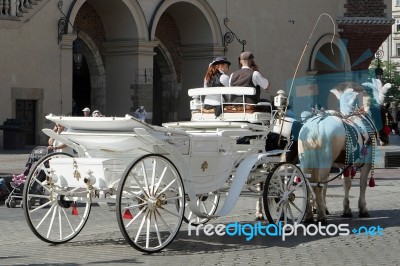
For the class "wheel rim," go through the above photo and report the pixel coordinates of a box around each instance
[23,152,91,244]
[182,192,219,226]
[117,154,185,253]
[263,162,308,225]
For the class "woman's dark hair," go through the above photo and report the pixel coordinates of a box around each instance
[204,64,220,86]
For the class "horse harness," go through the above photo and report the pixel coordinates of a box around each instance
[309,110,377,184]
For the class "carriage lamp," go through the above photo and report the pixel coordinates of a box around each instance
[274,90,288,111]
[73,38,83,70]
[375,65,383,81]
[83,170,96,190]
[375,50,384,81]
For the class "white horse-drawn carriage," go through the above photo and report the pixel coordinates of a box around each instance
[22,87,309,253]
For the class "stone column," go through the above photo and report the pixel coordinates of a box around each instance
[104,40,158,121]
[180,45,221,120]
[58,34,74,116]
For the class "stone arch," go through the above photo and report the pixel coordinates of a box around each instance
[149,0,222,45]
[68,0,152,116]
[309,34,351,73]
[69,0,148,40]
[308,34,353,110]
[150,0,223,120]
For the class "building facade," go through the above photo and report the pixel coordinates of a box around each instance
[0,0,393,147]
[381,0,399,69]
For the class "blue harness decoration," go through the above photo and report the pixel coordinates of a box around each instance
[342,121,360,165]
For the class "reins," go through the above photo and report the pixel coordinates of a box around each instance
[317,164,353,186]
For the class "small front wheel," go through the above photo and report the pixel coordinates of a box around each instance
[263,162,308,226]
[182,192,220,226]
[116,154,185,253]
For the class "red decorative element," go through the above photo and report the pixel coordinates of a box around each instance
[294,176,301,183]
[383,125,391,136]
[72,204,78,216]
[369,177,375,187]
[123,209,133,219]
[343,168,350,177]
[350,167,357,178]
[361,146,368,156]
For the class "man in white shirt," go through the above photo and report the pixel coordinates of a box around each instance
[229,51,270,103]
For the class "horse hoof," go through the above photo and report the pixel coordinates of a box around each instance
[341,213,353,218]
[255,212,264,221]
[359,212,370,218]
[325,209,330,215]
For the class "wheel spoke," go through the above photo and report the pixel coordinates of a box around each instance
[47,205,58,238]
[289,200,302,213]
[140,161,150,196]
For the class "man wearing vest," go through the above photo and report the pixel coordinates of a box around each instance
[229,51,270,104]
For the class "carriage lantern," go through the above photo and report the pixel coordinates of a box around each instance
[274,90,288,111]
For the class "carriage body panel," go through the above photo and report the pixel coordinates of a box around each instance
[49,157,125,189]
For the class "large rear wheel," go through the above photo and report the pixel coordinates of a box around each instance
[116,154,185,253]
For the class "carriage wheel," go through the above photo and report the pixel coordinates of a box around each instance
[263,162,308,226]
[182,192,220,226]
[116,154,185,253]
[23,152,91,244]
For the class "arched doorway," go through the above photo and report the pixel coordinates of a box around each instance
[69,0,147,117]
[151,0,223,121]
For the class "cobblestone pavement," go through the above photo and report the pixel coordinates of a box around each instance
[0,150,400,265]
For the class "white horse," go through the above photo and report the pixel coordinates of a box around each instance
[298,79,390,224]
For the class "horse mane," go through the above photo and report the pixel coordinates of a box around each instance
[329,78,391,117]
[330,87,358,115]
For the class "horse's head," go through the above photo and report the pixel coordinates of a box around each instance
[361,78,392,132]
[330,88,358,115]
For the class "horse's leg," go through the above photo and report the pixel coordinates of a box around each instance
[358,164,370,218]
[303,169,316,223]
[322,183,329,215]
[255,182,263,220]
[255,197,263,220]
[315,168,330,224]
[342,172,353,217]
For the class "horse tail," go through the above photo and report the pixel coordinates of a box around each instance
[306,118,322,150]
[299,117,322,170]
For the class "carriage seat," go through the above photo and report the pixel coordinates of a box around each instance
[188,87,273,124]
